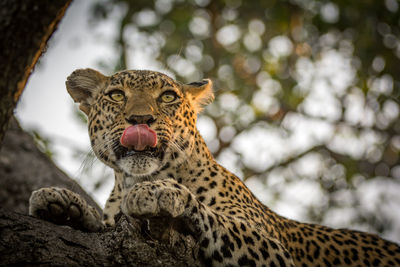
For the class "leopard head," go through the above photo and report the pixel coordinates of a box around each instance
[66,68,213,179]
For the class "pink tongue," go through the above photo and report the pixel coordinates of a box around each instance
[120,124,157,151]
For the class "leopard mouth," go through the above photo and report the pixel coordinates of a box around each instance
[112,141,167,177]
[114,145,158,159]
[113,140,165,161]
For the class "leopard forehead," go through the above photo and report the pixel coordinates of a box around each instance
[109,70,180,92]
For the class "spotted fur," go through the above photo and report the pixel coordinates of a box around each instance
[29,68,400,266]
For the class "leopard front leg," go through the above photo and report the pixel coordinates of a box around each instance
[121,179,294,267]
[102,179,124,227]
[29,187,103,232]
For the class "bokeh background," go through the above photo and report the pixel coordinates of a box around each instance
[16,0,400,242]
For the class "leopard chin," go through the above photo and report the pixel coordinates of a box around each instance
[117,155,161,178]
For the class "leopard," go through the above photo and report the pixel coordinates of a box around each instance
[29,68,400,266]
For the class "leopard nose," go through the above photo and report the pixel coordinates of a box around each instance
[125,114,156,126]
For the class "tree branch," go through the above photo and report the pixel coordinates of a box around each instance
[0,209,200,266]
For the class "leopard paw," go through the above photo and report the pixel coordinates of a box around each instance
[29,187,103,232]
[121,179,192,219]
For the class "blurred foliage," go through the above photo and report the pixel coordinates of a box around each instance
[87,0,400,240]
[31,130,54,159]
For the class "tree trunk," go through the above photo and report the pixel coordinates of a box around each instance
[0,0,71,145]
[0,119,200,266]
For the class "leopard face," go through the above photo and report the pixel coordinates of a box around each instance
[66,69,213,180]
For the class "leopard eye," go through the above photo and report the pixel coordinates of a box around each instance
[160,91,177,103]
[108,90,125,102]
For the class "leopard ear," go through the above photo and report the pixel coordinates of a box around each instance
[66,68,108,115]
[183,79,214,113]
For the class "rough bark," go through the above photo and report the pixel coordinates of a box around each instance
[0,119,200,266]
[0,209,200,266]
[0,0,71,145]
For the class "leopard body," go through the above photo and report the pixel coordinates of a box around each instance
[30,69,400,266]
